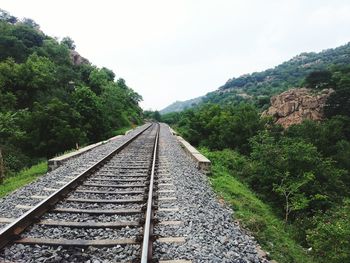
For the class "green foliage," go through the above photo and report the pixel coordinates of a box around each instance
[324,87,350,118]
[111,126,132,136]
[303,65,350,118]
[144,110,161,121]
[0,10,143,178]
[88,68,111,95]
[249,132,347,220]
[160,111,181,124]
[285,117,350,172]
[201,148,313,263]
[168,83,350,262]
[273,171,314,222]
[0,161,47,198]
[61,36,75,50]
[306,200,350,263]
[26,99,85,157]
[169,103,265,153]
[0,20,44,62]
[0,9,17,24]
[162,43,350,113]
[304,70,333,89]
[72,86,104,141]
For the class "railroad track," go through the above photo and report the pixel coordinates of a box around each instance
[0,122,181,262]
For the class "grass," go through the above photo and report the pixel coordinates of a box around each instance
[0,126,133,199]
[0,161,48,198]
[202,150,314,263]
[112,126,132,136]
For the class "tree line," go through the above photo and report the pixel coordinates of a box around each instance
[0,9,143,180]
[161,66,350,263]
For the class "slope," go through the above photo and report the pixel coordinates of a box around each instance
[161,42,350,113]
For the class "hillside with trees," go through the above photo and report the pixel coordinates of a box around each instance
[162,56,350,262]
[0,9,143,181]
[161,42,350,113]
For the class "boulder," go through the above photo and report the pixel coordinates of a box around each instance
[262,88,333,128]
[69,50,90,65]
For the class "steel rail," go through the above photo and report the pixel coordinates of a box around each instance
[0,123,153,250]
[141,123,160,263]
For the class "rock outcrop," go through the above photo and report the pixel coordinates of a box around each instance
[262,88,333,128]
[69,50,90,65]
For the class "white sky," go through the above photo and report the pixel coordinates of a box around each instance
[2,0,350,110]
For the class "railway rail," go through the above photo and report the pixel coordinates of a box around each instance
[0,122,165,262]
[0,123,267,262]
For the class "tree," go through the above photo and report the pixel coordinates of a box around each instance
[273,171,314,222]
[88,68,110,94]
[0,9,17,24]
[61,36,75,50]
[16,53,57,108]
[72,86,105,141]
[153,111,161,121]
[0,12,143,179]
[12,23,44,49]
[324,87,350,118]
[21,18,39,29]
[307,200,350,263]
[305,70,333,89]
[249,132,346,217]
[99,83,130,131]
[27,99,85,157]
[117,78,127,89]
[0,148,4,184]
[101,67,115,81]
[174,103,264,153]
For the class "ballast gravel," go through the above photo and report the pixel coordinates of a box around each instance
[153,123,268,263]
[0,124,148,221]
[0,123,268,262]
[0,124,156,262]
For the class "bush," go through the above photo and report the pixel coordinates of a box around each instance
[307,200,350,263]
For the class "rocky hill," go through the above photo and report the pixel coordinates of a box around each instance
[262,88,333,128]
[161,42,350,113]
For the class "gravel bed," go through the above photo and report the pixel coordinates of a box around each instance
[41,213,143,222]
[77,186,146,192]
[155,211,182,221]
[154,224,184,237]
[24,225,141,239]
[84,182,146,188]
[0,123,268,262]
[55,201,143,210]
[2,244,141,262]
[0,124,158,262]
[153,123,268,262]
[0,124,149,221]
[68,192,144,199]
[158,192,175,198]
[91,175,147,179]
[158,203,177,209]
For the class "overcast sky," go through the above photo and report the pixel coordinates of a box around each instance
[2,0,350,110]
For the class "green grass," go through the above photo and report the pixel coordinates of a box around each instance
[0,161,48,198]
[202,151,314,263]
[112,126,132,136]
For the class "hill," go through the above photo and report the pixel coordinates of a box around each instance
[0,9,143,178]
[160,96,203,114]
[161,42,350,113]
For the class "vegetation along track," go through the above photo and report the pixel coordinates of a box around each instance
[0,122,179,262]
